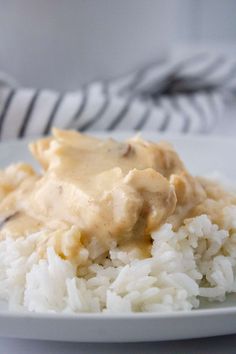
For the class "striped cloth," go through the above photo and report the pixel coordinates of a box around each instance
[0,52,235,141]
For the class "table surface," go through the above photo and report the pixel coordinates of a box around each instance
[0,334,235,354]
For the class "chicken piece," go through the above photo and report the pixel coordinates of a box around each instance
[0,129,207,262]
[29,130,178,257]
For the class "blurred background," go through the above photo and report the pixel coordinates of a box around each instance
[0,0,235,90]
[0,0,235,140]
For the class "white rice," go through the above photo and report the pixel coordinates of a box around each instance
[0,183,236,313]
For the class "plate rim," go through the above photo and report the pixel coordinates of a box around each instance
[1,131,236,145]
[1,304,236,320]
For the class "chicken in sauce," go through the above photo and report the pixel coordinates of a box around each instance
[0,129,233,265]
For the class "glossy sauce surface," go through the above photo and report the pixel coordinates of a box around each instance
[0,129,233,263]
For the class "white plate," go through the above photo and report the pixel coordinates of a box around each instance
[0,132,235,343]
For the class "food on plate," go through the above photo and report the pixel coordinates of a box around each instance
[0,129,235,313]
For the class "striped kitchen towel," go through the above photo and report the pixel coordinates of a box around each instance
[0,52,235,141]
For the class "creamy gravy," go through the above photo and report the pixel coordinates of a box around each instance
[0,129,233,264]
